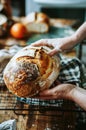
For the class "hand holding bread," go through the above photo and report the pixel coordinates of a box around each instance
[3,45,60,97]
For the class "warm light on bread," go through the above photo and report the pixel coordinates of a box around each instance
[3,46,60,97]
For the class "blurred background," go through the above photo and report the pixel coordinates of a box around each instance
[11,0,86,22]
[10,0,86,64]
[0,1,86,130]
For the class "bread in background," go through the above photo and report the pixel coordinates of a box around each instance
[22,12,50,33]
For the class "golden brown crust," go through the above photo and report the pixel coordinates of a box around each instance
[23,12,49,24]
[36,12,50,24]
[3,46,60,97]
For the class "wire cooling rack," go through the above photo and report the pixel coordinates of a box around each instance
[0,85,85,115]
[0,85,86,130]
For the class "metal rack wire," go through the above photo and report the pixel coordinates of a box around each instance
[0,85,85,113]
[0,85,86,130]
[0,86,29,112]
[0,86,85,112]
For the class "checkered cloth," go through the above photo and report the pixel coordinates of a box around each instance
[17,55,84,106]
[56,55,82,85]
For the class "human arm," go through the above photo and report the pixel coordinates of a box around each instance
[32,22,86,55]
[37,84,86,111]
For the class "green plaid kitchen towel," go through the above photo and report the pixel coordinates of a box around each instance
[17,55,85,106]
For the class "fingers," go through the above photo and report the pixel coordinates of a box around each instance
[40,87,57,96]
[40,89,52,96]
[31,41,46,47]
[31,39,62,56]
[48,48,62,56]
[31,39,50,47]
[34,88,61,100]
[33,89,55,99]
[48,49,57,56]
[34,96,58,100]
[39,84,65,97]
[34,84,75,100]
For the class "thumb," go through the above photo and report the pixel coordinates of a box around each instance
[31,39,49,47]
[48,48,62,56]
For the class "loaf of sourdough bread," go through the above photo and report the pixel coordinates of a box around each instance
[3,46,60,97]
